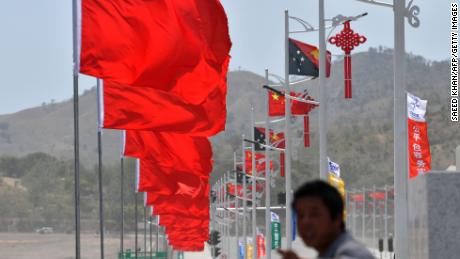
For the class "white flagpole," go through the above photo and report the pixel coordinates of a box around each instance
[372,185,377,246]
[226,171,230,258]
[71,0,81,258]
[264,69,272,259]
[251,105,257,259]
[144,195,147,255]
[135,159,140,259]
[149,208,153,258]
[120,130,125,253]
[361,188,365,240]
[394,1,409,258]
[284,9,293,249]
[242,136,248,257]
[96,79,105,259]
[318,0,328,180]
[234,151,239,258]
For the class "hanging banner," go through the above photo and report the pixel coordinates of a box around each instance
[257,232,266,258]
[246,238,254,259]
[292,210,296,241]
[328,173,345,199]
[407,92,431,178]
[271,211,281,249]
[271,222,281,249]
[238,240,245,259]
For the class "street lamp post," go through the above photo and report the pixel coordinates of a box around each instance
[350,0,420,257]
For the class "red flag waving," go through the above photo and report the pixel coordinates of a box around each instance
[138,159,207,195]
[245,151,273,175]
[80,0,231,104]
[159,215,209,228]
[268,92,285,116]
[289,38,331,77]
[125,131,213,176]
[270,131,285,148]
[103,80,227,136]
[269,91,318,116]
[291,93,318,115]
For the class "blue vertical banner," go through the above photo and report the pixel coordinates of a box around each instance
[239,240,245,259]
[292,210,296,241]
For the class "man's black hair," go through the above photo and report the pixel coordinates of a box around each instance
[292,180,345,231]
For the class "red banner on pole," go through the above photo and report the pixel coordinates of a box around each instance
[257,232,266,258]
[303,115,310,147]
[407,93,431,179]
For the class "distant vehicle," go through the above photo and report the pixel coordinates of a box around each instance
[35,227,54,234]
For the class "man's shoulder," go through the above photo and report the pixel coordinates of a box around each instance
[335,237,375,259]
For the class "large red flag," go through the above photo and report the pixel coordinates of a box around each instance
[125,131,213,176]
[80,0,231,104]
[146,182,210,218]
[103,79,227,136]
[167,230,209,239]
[159,215,208,229]
[138,159,206,195]
[162,220,209,232]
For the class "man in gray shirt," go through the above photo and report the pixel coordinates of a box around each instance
[279,180,375,259]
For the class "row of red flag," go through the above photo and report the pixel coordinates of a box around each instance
[78,0,232,251]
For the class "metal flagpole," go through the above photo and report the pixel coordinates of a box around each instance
[217,178,221,255]
[144,203,147,256]
[222,175,230,257]
[361,188,365,241]
[384,185,388,248]
[373,185,377,246]
[353,189,357,236]
[284,9,293,249]
[318,0,328,180]
[135,159,139,259]
[251,105,257,259]
[394,1,409,258]
[264,69,272,259]
[218,177,222,246]
[120,131,125,253]
[226,172,230,258]
[135,191,138,259]
[353,0,415,256]
[233,151,239,258]
[163,227,167,258]
[242,135,248,258]
[71,0,81,257]
[149,209,153,259]
[156,215,159,254]
[223,175,226,256]
[96,79,105,259]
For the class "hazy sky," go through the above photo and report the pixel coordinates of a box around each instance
[0,0,450,115]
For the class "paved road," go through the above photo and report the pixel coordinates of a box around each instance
[0,232,390,259]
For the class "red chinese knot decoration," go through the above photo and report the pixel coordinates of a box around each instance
[328,21,366,99]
